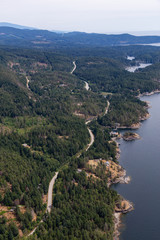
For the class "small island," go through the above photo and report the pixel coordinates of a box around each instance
[123,132,140,141]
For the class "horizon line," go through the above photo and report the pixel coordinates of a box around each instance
[0,22,160,36]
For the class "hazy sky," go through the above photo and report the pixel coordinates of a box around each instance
[1,0,160,33]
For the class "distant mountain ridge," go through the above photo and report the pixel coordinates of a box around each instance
[0,24,160,48]
[0,22,36,30]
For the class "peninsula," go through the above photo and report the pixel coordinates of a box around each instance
[123,132,141,141]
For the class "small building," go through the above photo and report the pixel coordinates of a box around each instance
[105,161,110,167]
[110,131,119,137]
[77,169,82,173]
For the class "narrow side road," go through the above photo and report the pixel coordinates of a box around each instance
[28,220,43,237]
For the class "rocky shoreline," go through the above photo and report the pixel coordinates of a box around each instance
[139,113,150,121]
[138,89,160,97]
[113,90,160,239]
[113,170,131,184]
[123,132,140,141]
[111,136,133,239]
[113,212,121,240]
[116,112,150,130]
[113,198,134,240]
[117,103,151,131]
[117,122,141,130]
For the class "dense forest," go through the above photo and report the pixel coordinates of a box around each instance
[1,28,160,239]
[31,161,118,240]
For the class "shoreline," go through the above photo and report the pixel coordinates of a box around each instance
[117,89,160,130]
[113,198,134,240]
[111,136,132,240]
[138,89,160,98]
[117,101,151,131]
[117,122,141,130]
[123,132,141,141]
[113,212,121,240]
[113,90,160,239]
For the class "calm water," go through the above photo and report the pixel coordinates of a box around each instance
[125,63,152,72]
[141,43,160,47]
[113,93,160,240]
[127,56,135,61]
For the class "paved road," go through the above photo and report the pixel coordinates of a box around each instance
[104,100,110,116]
[26,76,30,89]
[84,101,110,152]
[84,81,89,91]
[28,63,109,237]
[86,128,94,151]
[71,61,76,74]
[47,172,59,213]
[27,172,58,237]
[71,61,90,91]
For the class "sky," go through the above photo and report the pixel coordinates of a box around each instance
[1,0,160,34]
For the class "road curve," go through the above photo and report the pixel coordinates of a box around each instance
[104,100,110,116]
[84,81,89,91]
[27,172,58,237]
[28,100,109,237]
[71,61,90,91]
[71,61,76,74]
[84,101,110,152]
[47,172,59,213]
[86,128,94,151]
[28,66,110,236]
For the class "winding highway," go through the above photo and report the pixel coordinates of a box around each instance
[71,61,90,91]
[28,60,110,237]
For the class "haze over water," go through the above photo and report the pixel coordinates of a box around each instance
[113,93,160,240]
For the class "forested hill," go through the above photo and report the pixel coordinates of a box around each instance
[0,47,113,239]
[1,26,160,48]
[1,39,160,239]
